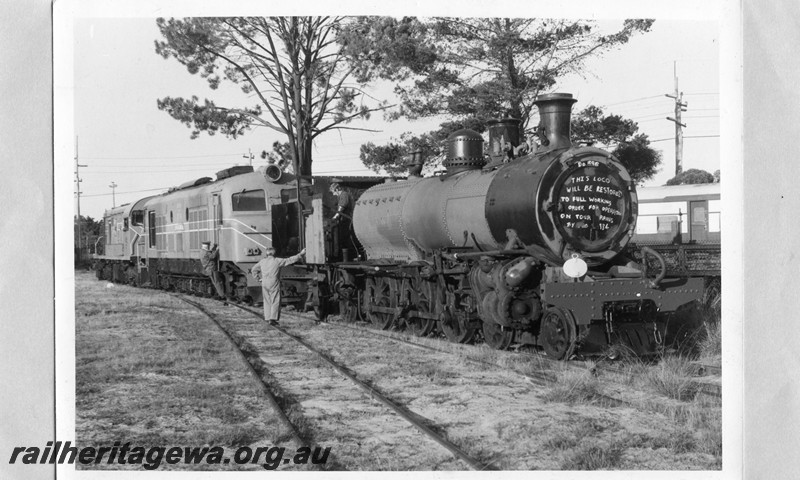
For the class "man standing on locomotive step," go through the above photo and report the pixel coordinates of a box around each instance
[201,242,228,305]
[329,180,355,259]
[251,247,306,326]
[329,180,354,225]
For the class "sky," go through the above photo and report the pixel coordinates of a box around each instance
[72,16,719,220]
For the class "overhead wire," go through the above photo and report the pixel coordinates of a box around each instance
[79,91,719,183]
[599,94,664,107]
[82,153,245,160]
[81,187,170,197]
[649,135,720,143]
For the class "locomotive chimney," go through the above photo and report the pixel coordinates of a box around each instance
[534,92,578,151]
[487,118,522,163]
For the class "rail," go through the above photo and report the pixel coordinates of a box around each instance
[171,295,310,449]
[226,302,493,471]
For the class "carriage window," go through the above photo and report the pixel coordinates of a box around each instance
[656,215,679,233]
[123,218,129,231]
[232,190,267,211]
[692,206,707,225]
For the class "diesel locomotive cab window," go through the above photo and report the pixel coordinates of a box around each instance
[556,160,626,250]
[232,189,266,211]
[280,189,297,203]
[131,210,144,226]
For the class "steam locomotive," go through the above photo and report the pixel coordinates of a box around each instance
[94,93,704,359]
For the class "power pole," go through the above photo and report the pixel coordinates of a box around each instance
[109,181,117,207]
[243,148,254,166]
[75,136,87,251]
[665,61,688,176]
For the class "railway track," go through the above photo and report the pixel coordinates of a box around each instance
[589,356,721,399]
[219,306,720,425]
[180,288,720,405]
[173,293,493,471]
[691,362,722,377]
[171,296,310,447]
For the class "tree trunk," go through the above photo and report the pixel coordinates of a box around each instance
[299,135,313,176]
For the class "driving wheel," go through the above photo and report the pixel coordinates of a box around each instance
[540,307,577,360]
[366,277,395,330]
[405,279,436,337]
[482,321,515,350]
[440,310,477,344]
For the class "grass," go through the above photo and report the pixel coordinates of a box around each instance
[561,442,624,470]
[597,350,722,469]
[698,320,722,364]
[541,414,718,470]
[659,400,722,457]
[543,417,615,451]
[634,400,721,466]
[290,302,725,470]
[335,314,722,468]
[74,271,292,470]
[694,407,723,457]
[643,355,699,401]
[534,336,722,469]
[624,428,697,454]
[614,359,652,386]
[540,370,607,405]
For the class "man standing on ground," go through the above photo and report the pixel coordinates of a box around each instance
[201,242,228,304]
[251,247,306,325]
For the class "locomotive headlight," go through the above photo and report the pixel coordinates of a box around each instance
[562,254,588,278]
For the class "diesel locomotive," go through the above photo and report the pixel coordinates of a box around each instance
[93,164,382,305]
[94,92,704,359]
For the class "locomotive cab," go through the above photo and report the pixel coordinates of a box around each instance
[301,176,386,264]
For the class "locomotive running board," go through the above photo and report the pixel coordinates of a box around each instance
[542,277,704,325]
